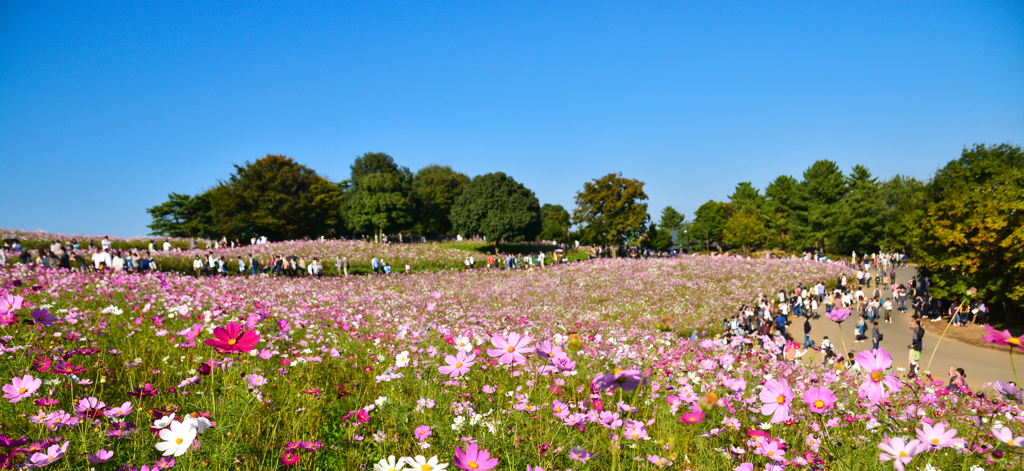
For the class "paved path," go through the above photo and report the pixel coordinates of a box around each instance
[801,265,1014,388]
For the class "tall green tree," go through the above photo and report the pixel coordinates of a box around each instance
[450,172,542,243]
[147,192,217,238]
[412,165,469,235]
[206,154,343,240]
[916,143,1024,322]
[796,160,847,252]
[764,175,800,249]
[729,182,765,215]
[723,210,766,253]
[691,200,729,251]
[539,204,571,243]
[571,173,650,246]
[832,165,884,254]
[347,172,414,240]
[659,206,685,232]
[879,175,928,251]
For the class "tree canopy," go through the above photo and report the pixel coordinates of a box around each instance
[572,173,650,246]
[539,204,571,243]
[691,200,729,251]
[450,172,542,243]
[412,165,470,236]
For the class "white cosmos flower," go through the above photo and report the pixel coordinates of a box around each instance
[454,336,473,353]
[154,420,196,457]
[183,415,211,434]
[395,351,410,368]
[373,455,407,471]
[153,413,176,429]
[403,455,448,470]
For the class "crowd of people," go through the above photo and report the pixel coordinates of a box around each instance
[718,251,982,396]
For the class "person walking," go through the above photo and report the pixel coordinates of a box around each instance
[883,298,893,323]
[909,320,924,351]
[871,322,881,350]
[803,317,813,348]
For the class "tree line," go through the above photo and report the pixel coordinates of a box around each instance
[688,143,1022,322]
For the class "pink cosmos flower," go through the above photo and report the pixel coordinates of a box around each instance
[759,378,795,423]
[414,425,432,442]
[826,308,851,323]
[453,443,499,471]
[855,348,903,404]
[680,407,705,424]
[623,421,649,440]
[992,426,1024,447]
[916,422,961,449]
[203,322,260,354]
[761,440,785,462]
[801,387,837,414]
[878,437,925,471]
[3,374,42,403]
[28,441,68,467]
[0,295,23,315]
[88,449,114,464]
[982,325,1024,349]
[486,333,535,365]
[735,463,754,471]
[439,351,476,378]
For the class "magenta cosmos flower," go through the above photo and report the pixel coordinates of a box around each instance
[453,443,498,471]
[878,437,925,471]
[826,308,851,323]
[982,325,1024,348]
[680,407,705,424]
[801,387,837,414]
[855,348,902,405]
[3,374,42,403]
[486,333,535,365]
[203,322,260,354]
[592,369,646,392]
[916,422,961,449]
[759,378,795,423]
[439,351,476,378]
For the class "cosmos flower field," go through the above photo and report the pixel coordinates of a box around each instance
[1,252,1021,470]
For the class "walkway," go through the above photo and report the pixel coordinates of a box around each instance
[803,264,1013,387]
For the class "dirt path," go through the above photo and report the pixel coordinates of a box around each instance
[801,265,1016,388]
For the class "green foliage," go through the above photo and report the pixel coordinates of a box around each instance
[450,172,542,243]
[764,175,800,250]
[879,175,928,250]
[917,143,1024,321]
[538,203,571,243]
[642,224,675,252]
[346,172,415,239]
[659,206,685,232]
[691,200,729,251]
[146,192,217,238]
[572,173,650,246]
[207,155,343,240]
[796,160,847,252]
[412,165,470,235]
[723,210,766,253]
[831,165,884,254]
[729,182,764,215]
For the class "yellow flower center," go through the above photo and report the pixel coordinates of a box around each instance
[5,304,11,310]
[1010,338,1021,345]
[456,363,463,368]
[776,395,785,404]
[228,339,237,345]
[421,465,432,471]
[768,451,774,456]
[469,463,479,469]
[814,400,824,408]
[899,451,907,457]
[1007,440,1015,446]
[632,434,639,438]
[507,346,514,352]
[871,371,882,382]
[19,388,27,394]
[932,438,939,444]
[555,407,561,412]
[176,438,183,444]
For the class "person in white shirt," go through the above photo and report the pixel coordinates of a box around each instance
[101,236,111,251]
[112,252,125,271]
[238,256,246,274]
[163,241,171,251]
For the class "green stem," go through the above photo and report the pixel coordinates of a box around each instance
[838,323,849,361]
[1011,346,1020,386]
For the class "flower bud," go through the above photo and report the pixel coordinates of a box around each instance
[567,334,583,352]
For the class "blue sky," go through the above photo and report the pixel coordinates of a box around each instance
[2,1,1022,237]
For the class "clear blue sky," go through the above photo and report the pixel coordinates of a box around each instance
[2,1,1022,238]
